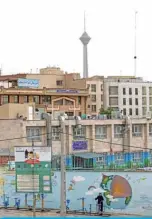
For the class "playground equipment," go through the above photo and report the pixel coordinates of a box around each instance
[3,195,9,208]
[66,199,70,210]
[77,197,87,213]
[14,198,20,209]
[41,194,44,211]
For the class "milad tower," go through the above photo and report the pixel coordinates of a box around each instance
[79,13,91,78]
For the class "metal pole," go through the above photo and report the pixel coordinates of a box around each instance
[60,118,66,216]
[32,139,36,217]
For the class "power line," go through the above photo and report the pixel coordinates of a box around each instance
[1,130,151,151]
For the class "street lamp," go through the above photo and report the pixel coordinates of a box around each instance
[59,115,81,216]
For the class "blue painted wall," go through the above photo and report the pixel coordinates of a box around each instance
[0,171,152,216]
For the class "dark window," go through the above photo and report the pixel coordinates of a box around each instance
[123,88,126,95]
[78,96,81,104]
[136,108,139,115]
[123,98,126,105]
[33,96,40,104]
[129,98,132,105]
[56,80,63,86]
[123,108,126,115]
[135,98,138,105]
[14,95,19,103]
[2,95,9,104]
[129,88,132,95]
[129,108,132,115]
[42,96,51,104]
[135,88,138,95]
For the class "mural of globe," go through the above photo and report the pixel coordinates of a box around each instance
[100,174,132,209]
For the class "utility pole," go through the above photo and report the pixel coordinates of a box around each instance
[60,117,66,216]
[32,139,36,217]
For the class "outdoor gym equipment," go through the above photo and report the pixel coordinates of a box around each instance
[3,196,9,208]
[14,198,21,209]
[77,197,87,213]
[66,199,70,210]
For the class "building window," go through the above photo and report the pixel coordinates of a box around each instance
[91,105,96,112]
[149,87,152,95]
[129,88,132,95]
[109,86,118,95]
[33,96,40,104]
[132,152,142,163]
[149,124,152,136]
[14,95,19,103]
[150,97,152,106]
[123,108,126,115]
[101,84,103,91]
[2,95,9,104]
[142,107,147,116]
[42,96,51,104]
[24,96,28,103]
[96,154,107,166]
[135,98,138,105]
[114,125,124,138]
[78,96,81,105]
[135,88,138,95]
[56,80,63,86]
[91,84,96,92]
[129,98,132,105]
[129,108,132,115]
[135,108,139,116]
[52,127,60,140]
[115,153,124,165]
[73,126,86,140]
[123,98,126,105]
[95,126,107,139]
[91,95,96,102]
[54,99,63,105]
[123,88,126,95]
[132,124,142,137]
[142,97,147,105]
[26,127,42,142]
[142,86,146,95]
[65,99,73,105]
[109,97,118,106]
[101,95,103,101]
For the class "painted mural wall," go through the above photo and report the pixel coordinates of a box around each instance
[0,171,151,216]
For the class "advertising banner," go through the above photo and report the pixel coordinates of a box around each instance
[17,78,39,88]
[15,146,52,193]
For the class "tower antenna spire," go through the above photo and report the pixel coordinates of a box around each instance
[84,11,86,32]
[79,12,91,78]
[134,11,138,77]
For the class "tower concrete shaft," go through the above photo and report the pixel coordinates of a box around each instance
[80,30,91,78]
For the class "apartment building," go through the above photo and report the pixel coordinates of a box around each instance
[104,76,152,118]
[0,67,90,117]
[1,103,152,169]
[85,76,104,115]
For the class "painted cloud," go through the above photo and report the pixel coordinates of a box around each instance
[73,176,85,182]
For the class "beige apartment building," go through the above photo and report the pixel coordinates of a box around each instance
[85,76,104,115]
[0,67,90,117]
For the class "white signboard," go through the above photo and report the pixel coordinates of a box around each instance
[17,175,39,192]
[15,146,51,162]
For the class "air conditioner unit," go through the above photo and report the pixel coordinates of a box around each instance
[146,111,151,120]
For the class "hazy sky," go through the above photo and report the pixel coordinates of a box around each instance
[0,0,152,80]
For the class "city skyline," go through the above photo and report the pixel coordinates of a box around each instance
[0,0,152,80]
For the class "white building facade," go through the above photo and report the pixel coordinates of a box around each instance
[104,76,152,118]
